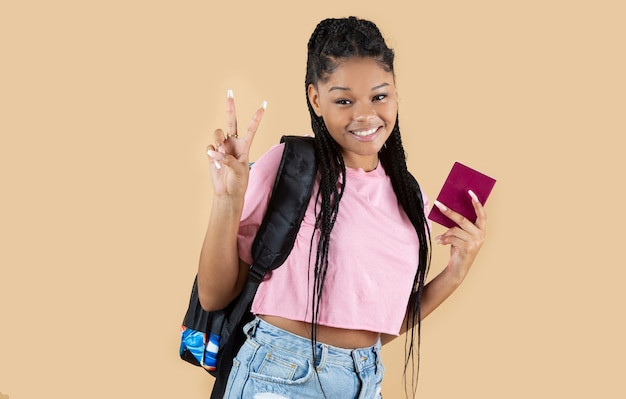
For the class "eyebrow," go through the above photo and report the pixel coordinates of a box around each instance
[328,82,390,92]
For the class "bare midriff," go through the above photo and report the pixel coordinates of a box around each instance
[258,315,381,349]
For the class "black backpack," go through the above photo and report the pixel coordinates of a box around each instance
[179,135,317,399]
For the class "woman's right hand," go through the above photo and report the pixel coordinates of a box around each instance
[206,90,266,199]
[198,91,265,311]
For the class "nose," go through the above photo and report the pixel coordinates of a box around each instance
[353,101,376,121]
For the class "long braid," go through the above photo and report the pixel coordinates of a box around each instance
[308,113,345,355]
[379,117,432,395]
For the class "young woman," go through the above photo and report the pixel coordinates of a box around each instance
[200,16,487,399]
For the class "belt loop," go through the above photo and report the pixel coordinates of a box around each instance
[316,344,328,372]
[352,349,364,373]
[245,317,260,338]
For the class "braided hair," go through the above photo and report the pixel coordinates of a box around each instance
[305,16,431,395]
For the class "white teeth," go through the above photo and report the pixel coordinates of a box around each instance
[352,127,378,137]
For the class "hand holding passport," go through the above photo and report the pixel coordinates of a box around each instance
[428,162,496,228]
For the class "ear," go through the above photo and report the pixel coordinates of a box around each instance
[307,84,322,117]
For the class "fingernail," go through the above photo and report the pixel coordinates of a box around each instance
[435,235,443,244]
[207,150,223,170]
[227,89,233,99]
[468,190,478,202]
[207,149,223,168]
[434,200,447,212]
[261,100,267,110]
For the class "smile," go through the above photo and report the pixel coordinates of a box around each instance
[350,127,380,137]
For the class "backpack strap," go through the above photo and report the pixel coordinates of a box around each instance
[249,135,317,282]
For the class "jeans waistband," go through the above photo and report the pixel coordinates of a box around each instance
[244,317,381,373]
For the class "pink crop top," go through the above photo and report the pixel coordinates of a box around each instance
[237,141,430,336]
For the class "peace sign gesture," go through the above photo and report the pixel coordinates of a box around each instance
[206,90,267,199]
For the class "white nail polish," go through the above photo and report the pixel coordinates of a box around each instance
[261,100,267,110]
[468,190,478,202]
[434,200,447,212]
[207,149,222,169]
[227,89,233,99]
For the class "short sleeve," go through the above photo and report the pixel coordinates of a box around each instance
[237,143,285,265]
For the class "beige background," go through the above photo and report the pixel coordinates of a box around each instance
[1,0,624,398]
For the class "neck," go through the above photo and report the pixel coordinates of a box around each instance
[344,156,379,172]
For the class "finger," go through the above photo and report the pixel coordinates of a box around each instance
[206,147,224,170]
[241,100,267,143]
[211,128,228,169]
[436,225,471,244]
[433,197,484,234]
[436,233,465,248]
[436,223,484,257]
[438,234,481,257]
[213,128,226,148]
[469,189,487,230]
[226,89,237,137]
[433,200,475,232]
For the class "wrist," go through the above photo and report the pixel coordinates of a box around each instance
[211,195,245,218]
[441,265,466,288]
[213,192,244,205]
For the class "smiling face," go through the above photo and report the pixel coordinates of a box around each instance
[307,57,398,171]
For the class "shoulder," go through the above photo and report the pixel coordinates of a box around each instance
[249,135,316,181]
[249,143,285,181]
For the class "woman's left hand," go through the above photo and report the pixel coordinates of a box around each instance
[433,190,487,284]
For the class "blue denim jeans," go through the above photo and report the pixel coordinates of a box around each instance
[223,317,384,399]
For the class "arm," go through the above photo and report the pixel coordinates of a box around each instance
[382,190,487,344]
[197,196,250,311]
[197,93,266,311]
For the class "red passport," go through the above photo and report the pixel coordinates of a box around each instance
[427,161,496,228]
